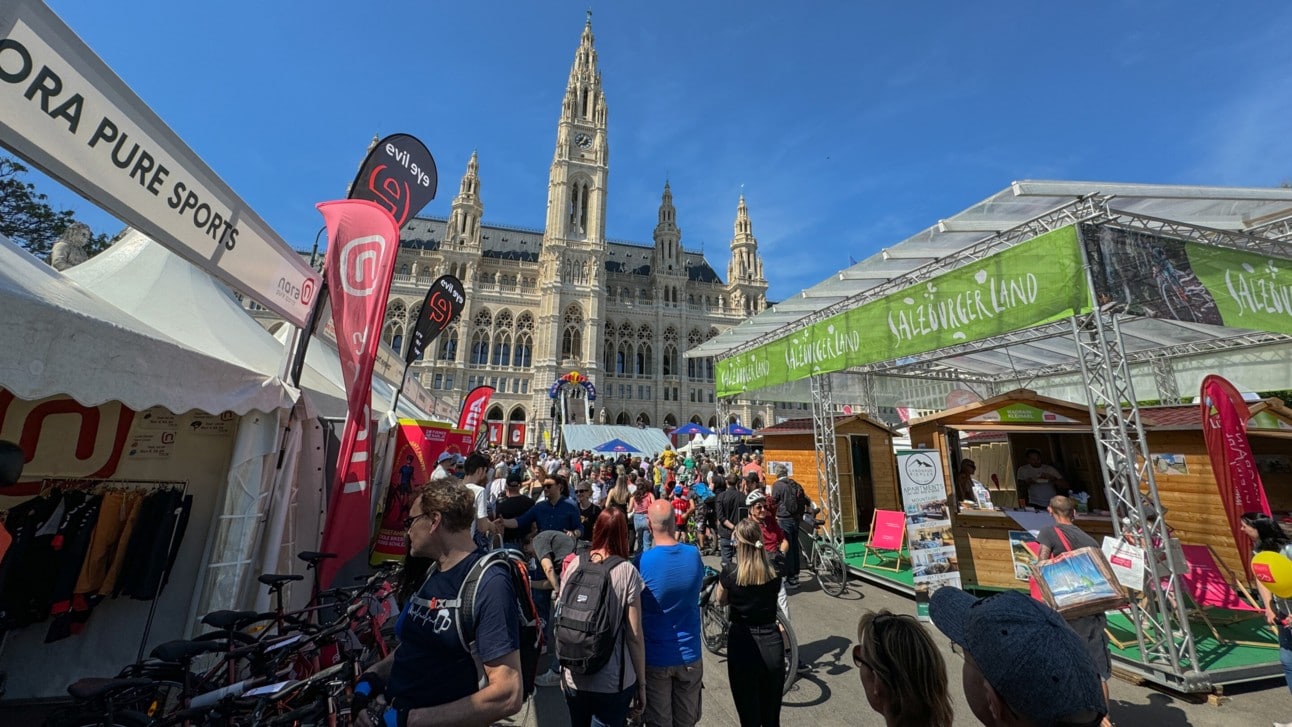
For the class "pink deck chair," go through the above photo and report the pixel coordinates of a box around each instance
[1179,544,1265,619]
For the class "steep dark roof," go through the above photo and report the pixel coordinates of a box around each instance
[400,216,724,283]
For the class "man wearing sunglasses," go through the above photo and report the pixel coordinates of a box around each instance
[498,473,581,539]
[574,484,602,540]
[357,483,522,727]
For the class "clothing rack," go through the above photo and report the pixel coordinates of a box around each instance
[31,478,188,663]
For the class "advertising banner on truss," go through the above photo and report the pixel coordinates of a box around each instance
[1082,223,1292,334]
[0,0,321,327]
[716,226,1089,397]
[896,450,961,620]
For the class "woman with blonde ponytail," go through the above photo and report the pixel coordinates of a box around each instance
[714,518,784,726]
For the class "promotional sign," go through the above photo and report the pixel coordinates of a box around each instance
[486,421,504,446]
[1101,536,1147,592]
[0,0,320,327]
[457,385,495,447]
[897,450,961,620]
[370,420,474,564]
[348,133,438,228]
[317,199,401,588]
[507,422,527,448]
[967,403,1076,424]
[404,274,465,365]
[1201,374,1270,581]
[1083,223,1292,333]
[716,226,1090,396]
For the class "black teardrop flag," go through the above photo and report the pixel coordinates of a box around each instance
[349,133,438,227]
[405,275,466,365]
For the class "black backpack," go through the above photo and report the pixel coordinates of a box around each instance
[425,549,544,701]
[554,554,626,676]
[784,478,808,518]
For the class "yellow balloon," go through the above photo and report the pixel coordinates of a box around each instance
[1252,550,1292,599]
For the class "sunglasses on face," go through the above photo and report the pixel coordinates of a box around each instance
[855,613,896,672]
[403,512,429,530]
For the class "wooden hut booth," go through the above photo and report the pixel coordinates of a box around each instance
[756,414,898,534]
[1133,397,1292,580]
[907,389,1116,590]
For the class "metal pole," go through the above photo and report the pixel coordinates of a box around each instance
[810,374,843,547]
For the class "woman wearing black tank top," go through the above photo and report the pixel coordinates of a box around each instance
[714,519,784,726]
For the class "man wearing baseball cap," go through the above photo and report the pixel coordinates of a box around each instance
[930,588,1107,727]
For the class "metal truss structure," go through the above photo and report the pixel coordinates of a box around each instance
[810,374,844,547]
[1071,310,1203,687]
[715,397,733,453]
[1150,356,1182,405]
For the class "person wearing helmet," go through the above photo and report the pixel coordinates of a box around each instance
[744,490,792,622]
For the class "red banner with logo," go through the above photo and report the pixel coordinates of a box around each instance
[487,421,504,446]
[317,199,400,587]
[456,386,495,448]
[507,422,527,449]
[1201,374,1270,581]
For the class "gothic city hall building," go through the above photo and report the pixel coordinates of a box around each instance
[382,17,775,448]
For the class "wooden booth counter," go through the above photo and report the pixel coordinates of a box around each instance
[911,389,1133,591]
[756,414,898,535]
[909,389,1292,590]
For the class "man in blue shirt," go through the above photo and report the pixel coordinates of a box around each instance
[499,473,580,538]
[639,499,704,726]
[354,481,522,726]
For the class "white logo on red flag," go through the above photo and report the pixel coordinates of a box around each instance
[317,199,400,588]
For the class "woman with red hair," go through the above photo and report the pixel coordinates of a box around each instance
[557,506,646,725]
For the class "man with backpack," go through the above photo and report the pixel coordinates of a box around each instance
[770,465,808,589]
[353,481,532,726]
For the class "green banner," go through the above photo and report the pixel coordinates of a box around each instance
[717,226,1089,397]
[1186,242,1292,333]
[1082,223,1292,332]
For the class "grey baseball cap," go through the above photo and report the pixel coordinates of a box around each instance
[930,588,1106,725]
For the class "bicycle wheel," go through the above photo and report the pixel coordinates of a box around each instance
[701,601,727,655]
[777,610,798,696]
[815,541,849,598]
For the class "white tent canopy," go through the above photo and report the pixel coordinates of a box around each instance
[0,233,293,415]
[561,424,671,456]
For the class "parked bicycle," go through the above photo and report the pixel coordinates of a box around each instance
[802,516,850,597]
[698,566,798,695]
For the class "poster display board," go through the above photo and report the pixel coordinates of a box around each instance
[370,419,473,564]
[897,450,962,619]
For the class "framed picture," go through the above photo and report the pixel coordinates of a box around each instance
[1029,546,1128,619]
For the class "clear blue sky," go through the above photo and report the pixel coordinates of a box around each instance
[28,1,1292,301]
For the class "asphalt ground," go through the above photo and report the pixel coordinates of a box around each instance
[506,553,1292,727]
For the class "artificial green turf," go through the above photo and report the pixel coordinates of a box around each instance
[1105,611,1280,671]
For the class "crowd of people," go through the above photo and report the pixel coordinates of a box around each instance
[352,447,1120,727]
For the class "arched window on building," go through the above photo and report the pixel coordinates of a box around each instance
[514,313,534,368]
[616,412,631,425]
[438,325,458,361]
[492,333,512,367]
[470,332,490,366]
[638,413,651,427]
[663,345,677,376]
[561,305,584,362]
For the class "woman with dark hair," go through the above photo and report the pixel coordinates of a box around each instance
[714,518,784,726]
[1241,511,1292,711]
[855,609,954,727]
[558,507,646,726]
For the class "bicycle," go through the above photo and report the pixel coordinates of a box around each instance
[698,566,798,695]
[802,517,850,597]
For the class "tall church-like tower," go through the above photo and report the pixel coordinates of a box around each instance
[534,12,610,405]
[726,195,768,315]
[651,182,686,305]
